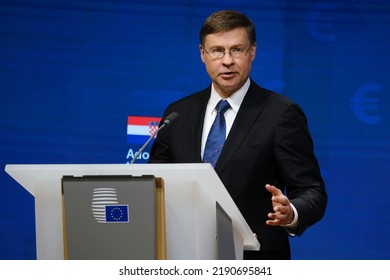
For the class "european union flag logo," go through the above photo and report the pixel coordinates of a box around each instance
[105,205,129,223]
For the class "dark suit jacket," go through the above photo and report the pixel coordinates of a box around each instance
[149,80,327,259]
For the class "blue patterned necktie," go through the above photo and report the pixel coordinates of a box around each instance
[203,99,231,168]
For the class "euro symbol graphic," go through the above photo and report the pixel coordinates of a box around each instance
[306,3,337,42]
[349,84,381,125]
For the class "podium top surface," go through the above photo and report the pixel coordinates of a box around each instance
[5,163,213,196]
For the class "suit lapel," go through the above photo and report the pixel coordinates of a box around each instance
[189,87,211,162]
[215,82,267,173]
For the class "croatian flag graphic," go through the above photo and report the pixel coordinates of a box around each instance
[127,116,162,144]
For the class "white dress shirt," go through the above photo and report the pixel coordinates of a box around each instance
[201,78,250,159]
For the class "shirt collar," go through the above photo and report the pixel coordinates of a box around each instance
[210,78,250,114]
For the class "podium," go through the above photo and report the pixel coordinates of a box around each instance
[5,163,260,260]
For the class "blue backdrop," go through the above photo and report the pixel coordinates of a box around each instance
[1,0,389,259]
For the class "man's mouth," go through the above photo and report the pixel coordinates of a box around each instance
[220,72,236,78]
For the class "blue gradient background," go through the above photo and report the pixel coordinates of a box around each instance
[1,0,389,259]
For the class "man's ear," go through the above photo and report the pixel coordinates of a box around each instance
[200,44,206,63]
[250,42,257,62]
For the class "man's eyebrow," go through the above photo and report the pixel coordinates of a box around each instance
[207,43,245,49]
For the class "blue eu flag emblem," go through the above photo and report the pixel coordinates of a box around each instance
[105,205,129,223]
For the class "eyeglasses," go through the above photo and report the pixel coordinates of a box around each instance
[203,45,252,60]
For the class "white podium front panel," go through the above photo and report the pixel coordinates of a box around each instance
[5,163,260,259]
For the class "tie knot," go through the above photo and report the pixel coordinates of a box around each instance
[216,100,230,115]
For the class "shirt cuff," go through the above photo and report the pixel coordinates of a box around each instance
[283,203,298,236]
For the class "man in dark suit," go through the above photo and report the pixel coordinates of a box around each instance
[149,10,327,260]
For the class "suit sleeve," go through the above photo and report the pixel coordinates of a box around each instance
[275,103,327,236]
[149,108,173,163]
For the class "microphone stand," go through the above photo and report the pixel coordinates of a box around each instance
[130,123,166,164]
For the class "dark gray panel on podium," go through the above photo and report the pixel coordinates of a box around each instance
[216,202,236,260]
[62,175,156,259]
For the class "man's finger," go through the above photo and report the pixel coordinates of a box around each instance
[265,184,282,196]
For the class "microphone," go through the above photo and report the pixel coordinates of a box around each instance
[130,112,179,164]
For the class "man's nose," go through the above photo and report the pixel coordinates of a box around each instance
[221,51,234,64]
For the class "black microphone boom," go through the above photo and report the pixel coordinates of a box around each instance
[130,112,179,164]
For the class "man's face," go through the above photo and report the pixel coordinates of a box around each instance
[200,27,256,98]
